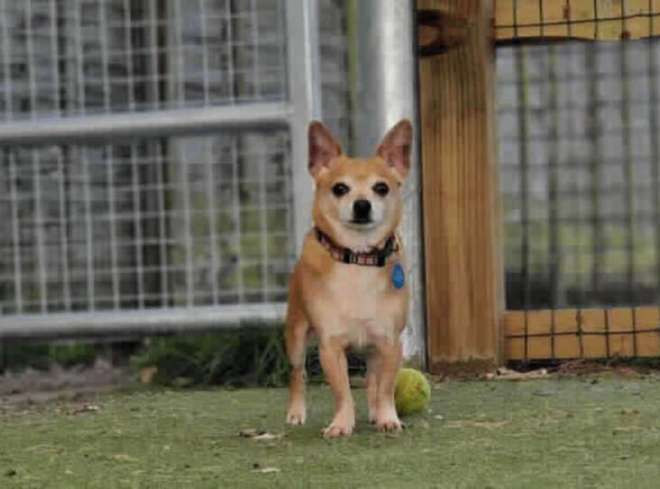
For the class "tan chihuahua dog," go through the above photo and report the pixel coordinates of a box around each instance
[285,119,412,438]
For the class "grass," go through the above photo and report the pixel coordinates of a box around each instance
[3,375,660,488]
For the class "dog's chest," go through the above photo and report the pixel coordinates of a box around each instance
[309,263,407,347]
[328,265,388,310]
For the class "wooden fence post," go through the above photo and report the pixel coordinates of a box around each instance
[417,0,504,371]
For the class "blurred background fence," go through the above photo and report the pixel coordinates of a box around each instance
[496,0,660,361]
[499,42,660,309]
[0,0,424,361]
[0,0,317,334]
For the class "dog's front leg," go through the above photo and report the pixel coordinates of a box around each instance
[285,283,309,426]
[366,352,382,424]
[373,339,403,432]
[319,338,354,438]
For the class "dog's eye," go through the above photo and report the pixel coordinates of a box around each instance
[372,182,390,197]
[331,183,350,197]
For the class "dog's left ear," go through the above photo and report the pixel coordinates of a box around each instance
[377,119,412,179]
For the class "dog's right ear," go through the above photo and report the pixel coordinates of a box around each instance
[308,121,342,177]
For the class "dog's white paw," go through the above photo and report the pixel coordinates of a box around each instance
[322,422,353,438]
[322,410,355,438]
[376,417,402,432]
[375,408,402,432]
[286,404,306,425]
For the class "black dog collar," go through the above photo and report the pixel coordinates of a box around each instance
[314,227,399,267]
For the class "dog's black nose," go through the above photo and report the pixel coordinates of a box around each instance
[353,199,372,220]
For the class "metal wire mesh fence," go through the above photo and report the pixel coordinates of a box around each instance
[0,0,324,337]
[0,131,292,316]
[496,0,660,360]
[498,41,660,309]
[0,0,286,120]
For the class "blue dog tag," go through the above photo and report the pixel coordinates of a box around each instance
[391,263,405,289]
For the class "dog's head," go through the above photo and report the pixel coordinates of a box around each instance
[308,119,412,252]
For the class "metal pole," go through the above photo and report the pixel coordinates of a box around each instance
[286,0,322,255]
[0,303,286,340]
[348,0,425,365]
[0,103,291,146]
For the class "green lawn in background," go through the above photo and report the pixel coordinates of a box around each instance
[3,376,660,488]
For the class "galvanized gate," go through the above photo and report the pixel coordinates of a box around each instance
[0,0,319,337]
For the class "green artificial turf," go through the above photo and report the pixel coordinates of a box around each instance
[3,375,660,488]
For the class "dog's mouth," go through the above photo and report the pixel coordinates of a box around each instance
[350,217,373,225]
[345,218,378,230]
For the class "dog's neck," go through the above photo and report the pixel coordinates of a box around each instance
[314,227,398,267]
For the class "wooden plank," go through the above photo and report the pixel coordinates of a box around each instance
[503,306,660,360]
[502,311,525,360]
[636,307,660,356]
[506,338,525,361]
[503,310,525,336]
[553,309,580,359]
[419,0,503,371]
[579,308,608,358]
[526,310,552,359]
[527,336,552,360]
[607,308,635,357]
[526,310,552,335]
[495,0,660,42]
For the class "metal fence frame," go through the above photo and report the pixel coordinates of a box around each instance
[0,0,320,339]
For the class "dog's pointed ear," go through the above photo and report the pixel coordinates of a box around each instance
[308,121,342,177]
[377,119,412,179]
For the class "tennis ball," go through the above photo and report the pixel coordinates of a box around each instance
[394,368,431,416]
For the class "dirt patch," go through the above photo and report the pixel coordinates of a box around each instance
[555,359,647,377]
[0,359,134,409]
[501,358,660,380]
[428,359,497,380]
